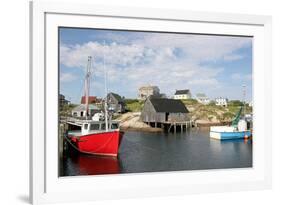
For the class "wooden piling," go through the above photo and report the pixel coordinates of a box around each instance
[59,124,64,159]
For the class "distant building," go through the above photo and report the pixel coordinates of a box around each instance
[174,89,192,100]
[81,96,99,104]
[59,94,69,107]
[138,85,160,100]
[248,101,253,107]
[140,97,189,123]
[195,93,210,104]
[72,104,100,118]
[215,97,228,107]
[107,92,126,113]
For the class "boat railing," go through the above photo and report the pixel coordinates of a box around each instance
[65,116,121,125]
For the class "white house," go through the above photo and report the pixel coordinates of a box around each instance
[174,89,192,100]
[195,93,210,104]
[215,97,228,107]
[72,104,101,118]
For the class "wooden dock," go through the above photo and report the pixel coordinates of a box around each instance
[59,123,68,159]
[145,120,194,133]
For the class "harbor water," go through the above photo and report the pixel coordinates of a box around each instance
[60,128,252,176]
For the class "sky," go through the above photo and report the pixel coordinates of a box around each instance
[59,27,252,104]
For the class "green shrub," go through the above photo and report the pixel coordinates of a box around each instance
[228,100,243,106]
[126,100,144,112]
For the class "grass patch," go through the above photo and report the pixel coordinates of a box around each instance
[180,99,199,106]
[126,100,144,112]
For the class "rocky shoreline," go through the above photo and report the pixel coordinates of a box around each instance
[117,112,163,132]
[116,112,230,132]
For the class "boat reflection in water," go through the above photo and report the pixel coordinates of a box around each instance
[61,153,122,176]
[61,129,252,176]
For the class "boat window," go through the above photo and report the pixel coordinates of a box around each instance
[111,123,118,129]
[101,123,106,130]
[84,124,88,130]
[90,123,100,130]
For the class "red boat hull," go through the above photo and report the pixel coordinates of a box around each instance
[69,130,123,157]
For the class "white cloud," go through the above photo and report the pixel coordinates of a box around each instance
[134,33,251,62]
[231,73,252,81]
[60,32,251,97]
[223,54,244,61]
[60,72,77,82]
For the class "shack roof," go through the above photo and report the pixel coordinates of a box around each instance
[149,98,189,113]
[175,89,190,95]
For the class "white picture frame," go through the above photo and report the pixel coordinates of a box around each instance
[30,1,272,204]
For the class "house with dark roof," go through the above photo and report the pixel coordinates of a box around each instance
[174,89,192,100]
[107,92,126,113]
[59,94,70,107]
[140,97,189,123]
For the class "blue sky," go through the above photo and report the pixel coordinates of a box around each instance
[59,27,252,104]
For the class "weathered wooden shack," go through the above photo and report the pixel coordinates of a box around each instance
[140,98,189,123]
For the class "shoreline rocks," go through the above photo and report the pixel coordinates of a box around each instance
[116,112,231,132]
[117,112,163,132]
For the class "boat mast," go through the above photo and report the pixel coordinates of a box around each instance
[103,41,109,131]
[85,56,92,120]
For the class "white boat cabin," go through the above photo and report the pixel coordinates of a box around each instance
[80,121,120,135]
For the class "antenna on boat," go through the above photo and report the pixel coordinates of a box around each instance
[103,41,109,131]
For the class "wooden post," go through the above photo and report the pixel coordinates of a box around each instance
[181,124,183,132]
[168,124,172,132]
[174,123,176,134]
[59,124,64,159]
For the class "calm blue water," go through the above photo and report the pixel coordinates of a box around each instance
[60,128,252,176]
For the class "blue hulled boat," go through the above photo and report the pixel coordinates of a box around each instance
[210,106,252,140]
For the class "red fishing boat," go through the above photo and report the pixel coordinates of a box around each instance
[67,121,123,157]
[65,56,123,157]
